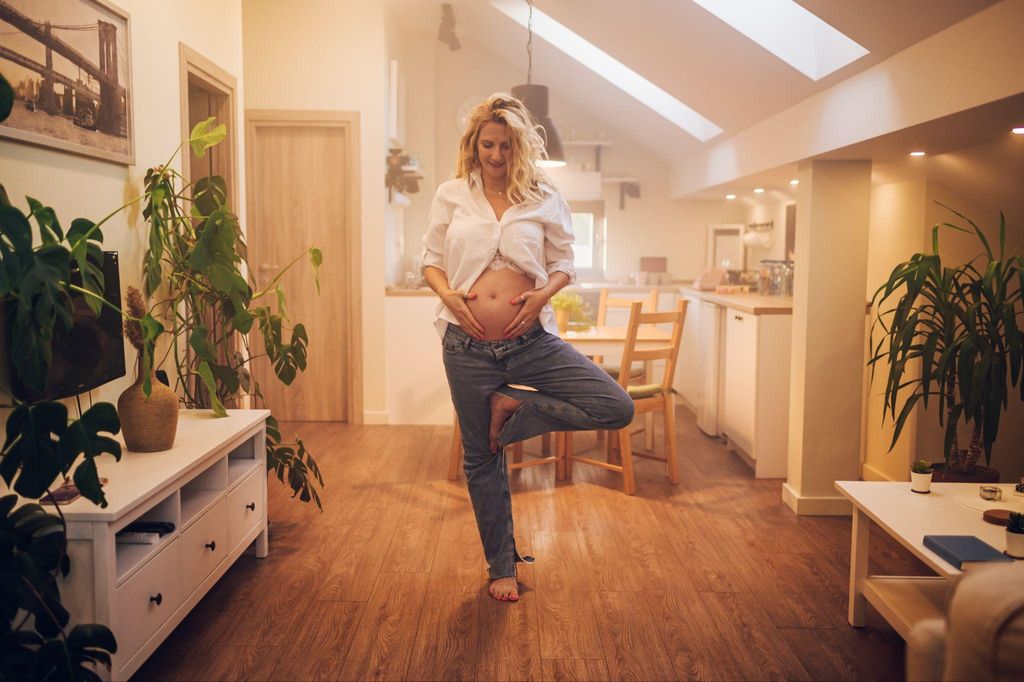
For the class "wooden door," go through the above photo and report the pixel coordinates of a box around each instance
[246,118,352,421]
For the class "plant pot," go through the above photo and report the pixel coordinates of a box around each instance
[910,471,933,494]
[1006,531,1024,559]
[930,462,1000,484]
[118,366,178,452]
[555,309,570,335]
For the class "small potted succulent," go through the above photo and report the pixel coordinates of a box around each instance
[1006,512,1024,559]
[910,459,934,494]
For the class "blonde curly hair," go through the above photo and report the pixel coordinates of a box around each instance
[454,93,553,204]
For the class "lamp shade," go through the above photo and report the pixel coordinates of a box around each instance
[511,83,565,167]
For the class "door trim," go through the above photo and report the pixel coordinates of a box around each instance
[244,109,363,424]
[178,43,238,211]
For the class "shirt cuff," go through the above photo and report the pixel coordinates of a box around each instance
[548,262,577,284]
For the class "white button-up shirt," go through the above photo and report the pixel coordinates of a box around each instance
[421,171,577,338]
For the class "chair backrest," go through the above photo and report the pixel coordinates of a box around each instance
[616,299,688,395]
[597,287,660,326]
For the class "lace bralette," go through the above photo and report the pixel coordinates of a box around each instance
[487,252,526,275]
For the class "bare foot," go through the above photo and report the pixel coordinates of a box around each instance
[488,392,523,454]
[489,576,519,602]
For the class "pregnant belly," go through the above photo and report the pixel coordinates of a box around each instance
[466,268,536,340]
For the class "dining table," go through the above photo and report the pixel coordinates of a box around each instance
[561,324,673,450]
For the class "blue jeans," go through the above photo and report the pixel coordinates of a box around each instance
[441,322,634,580]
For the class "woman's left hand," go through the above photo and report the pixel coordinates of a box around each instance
[504,288,549,338]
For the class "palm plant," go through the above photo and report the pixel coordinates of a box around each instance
[869,205,1023,474]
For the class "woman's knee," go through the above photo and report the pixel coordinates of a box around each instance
[594,392,634,429]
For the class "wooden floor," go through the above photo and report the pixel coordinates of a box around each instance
[135,408,929,681]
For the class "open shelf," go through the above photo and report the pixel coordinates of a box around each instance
[180,458,227,527]
[862,575,948,640]
[115,492,179,584]
[228,458,260,486]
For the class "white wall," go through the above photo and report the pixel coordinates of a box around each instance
[242,0,389,423]
[0,0,245,409]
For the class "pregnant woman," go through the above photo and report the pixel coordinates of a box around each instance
[422,93,634,602]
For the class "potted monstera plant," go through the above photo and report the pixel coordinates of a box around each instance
[869,205,1023,482]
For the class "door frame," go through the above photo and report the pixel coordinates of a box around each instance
[178,42,238,211]
[244,110,363,424]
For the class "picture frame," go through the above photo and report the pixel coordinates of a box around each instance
[0,0,134,165]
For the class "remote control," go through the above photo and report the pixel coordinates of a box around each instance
[115,531,160,545]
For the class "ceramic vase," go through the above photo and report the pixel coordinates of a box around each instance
[555,309,570,335]
[1006,531,1024,559]
[118,360,178,452]
[910,470,932,494]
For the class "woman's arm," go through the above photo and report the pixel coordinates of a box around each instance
[503,192,576,338]
[423,265,486,340]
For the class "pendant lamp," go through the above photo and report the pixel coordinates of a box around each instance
[511,0,565,167]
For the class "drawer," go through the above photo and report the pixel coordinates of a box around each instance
[181,499,227,596]
[227,466,263,552]
[114,539,181,663]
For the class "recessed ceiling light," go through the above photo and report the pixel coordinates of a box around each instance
[789,179,799,186]
[690,0,868,81]
[909,151,926,157]
[1013,127,1024,135]
[726,194,736,200]
[753,187,765,194]
[490,0,723,141]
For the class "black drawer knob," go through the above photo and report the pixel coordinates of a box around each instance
[246,502,256,511]
[149,593,162,606]
[205,540,217,551]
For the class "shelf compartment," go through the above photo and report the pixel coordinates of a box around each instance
[115,492,179,584]
[180,458,227,527]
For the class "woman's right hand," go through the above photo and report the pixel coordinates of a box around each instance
[440,288,486,339]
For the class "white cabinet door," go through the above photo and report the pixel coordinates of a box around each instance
[722,309,757,455]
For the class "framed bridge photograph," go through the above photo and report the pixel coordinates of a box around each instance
[0,0,134,165]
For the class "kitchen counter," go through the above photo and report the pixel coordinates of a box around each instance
[681,288,793,315]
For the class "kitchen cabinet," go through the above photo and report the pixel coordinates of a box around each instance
[720,308,791,477]
[679,289,792,478]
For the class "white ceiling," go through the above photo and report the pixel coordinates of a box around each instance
[687,93,1024,221]
[388,0,996,164]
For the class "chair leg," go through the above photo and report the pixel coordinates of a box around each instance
[448,415,463,481]
[618,427,636,495]
[542,432,551,455]
[557,432,569,480]
[664,395,679,485]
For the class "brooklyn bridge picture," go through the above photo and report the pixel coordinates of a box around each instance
[0,0,133,164]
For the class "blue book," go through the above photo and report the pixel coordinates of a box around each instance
[923,535,1014,569]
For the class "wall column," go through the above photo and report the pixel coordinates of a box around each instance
[783,160,872,515]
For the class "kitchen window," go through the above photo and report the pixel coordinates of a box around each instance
[569,201,605,279]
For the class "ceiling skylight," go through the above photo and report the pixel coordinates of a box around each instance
[490,0,723,142]
[690,0,868,81]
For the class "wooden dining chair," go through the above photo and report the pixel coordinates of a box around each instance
[565,299,688,495]
[593,287,660,373]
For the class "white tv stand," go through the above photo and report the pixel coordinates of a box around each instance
[58,409,270,680]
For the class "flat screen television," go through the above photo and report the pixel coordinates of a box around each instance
[7,251,126,402]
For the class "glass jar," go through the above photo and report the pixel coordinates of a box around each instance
[782,261,794,296]
[758,260,774,295]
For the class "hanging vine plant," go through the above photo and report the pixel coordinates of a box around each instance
[140,118,324,508]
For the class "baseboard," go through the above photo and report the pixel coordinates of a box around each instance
[782,482,852,516]
[363,411,389,425]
